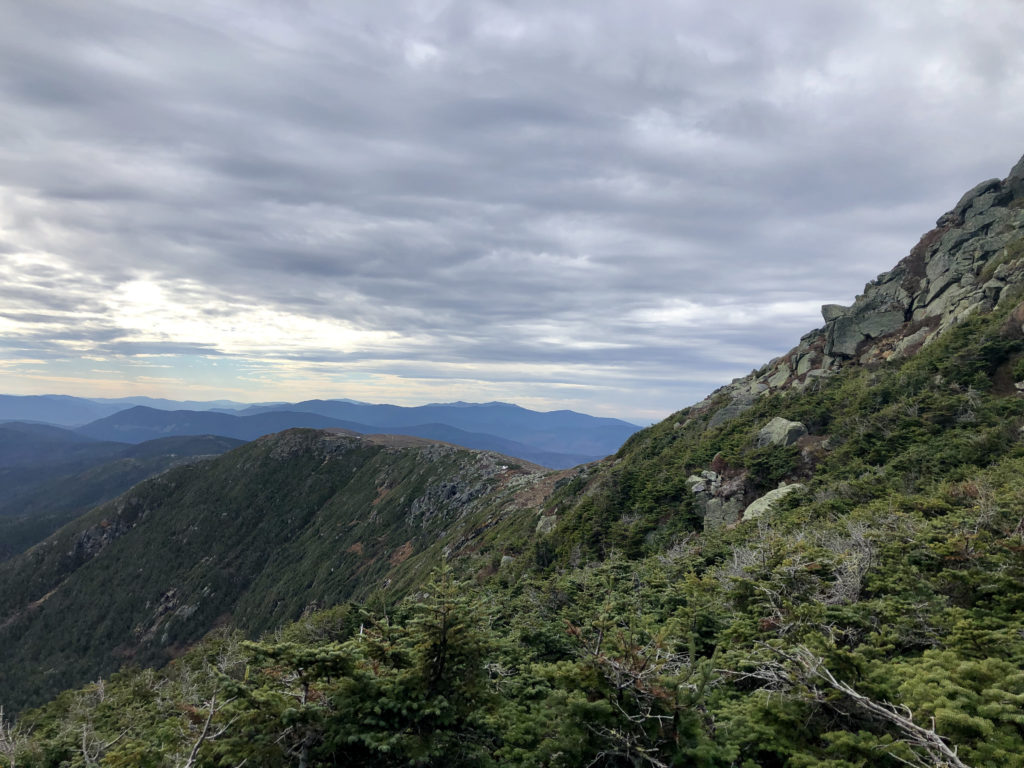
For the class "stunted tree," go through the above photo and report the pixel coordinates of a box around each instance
[0,706,30,768]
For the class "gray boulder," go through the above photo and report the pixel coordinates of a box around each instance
[704,497,747,529]
[756,417,808,448]
[825,310,905,358]
[952,178,1002,222]
[1006,153,1024,197]
[821,304,851,322]
[707,393,756,430]
[742,483,804,521]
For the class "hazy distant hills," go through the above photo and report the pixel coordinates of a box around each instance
[0,420,122,467]
[75,406,603,468]
[0,395,640,469]
[239,399,639,456]
[0,394,258,426]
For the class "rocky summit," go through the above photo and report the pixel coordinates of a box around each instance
[701,153,1024,419]
[670,154,1024,533]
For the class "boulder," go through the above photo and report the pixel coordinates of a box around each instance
[756,417,808,448]
[825,316,865,357]
[890,326,933,360]
[857,310,906,338]
[704,497,746,529]
[825,310,906,358]
[795,352,819,375]
[742,483,804,521]
[1007,153,1024,197]
[707,393,756,430]
[821,303,850,322]
[952,178,1002,222]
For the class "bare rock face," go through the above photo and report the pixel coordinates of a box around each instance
[818,156,1024,366]
[693,152,1024,426]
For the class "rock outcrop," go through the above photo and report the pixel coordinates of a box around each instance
[697,153,1024,419]
[756,417,807,448]
[686,470,748,529]
[684,153,1024,530]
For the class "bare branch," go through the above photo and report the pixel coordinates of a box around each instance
[767,646,973,768]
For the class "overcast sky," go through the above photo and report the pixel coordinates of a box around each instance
[1,1,1023,422]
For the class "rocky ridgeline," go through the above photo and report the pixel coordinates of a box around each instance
[684,153,1024,530]
[701,153,1024,426]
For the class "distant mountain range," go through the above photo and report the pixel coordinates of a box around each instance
[0,395,641,469]
[0,394,263,426]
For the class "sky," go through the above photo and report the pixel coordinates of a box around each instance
[2,1,1024,423]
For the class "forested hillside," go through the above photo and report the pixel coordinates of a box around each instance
[2,158,1024,766]
[0,431,243,560]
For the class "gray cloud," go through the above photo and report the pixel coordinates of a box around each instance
[1,0,1023,420]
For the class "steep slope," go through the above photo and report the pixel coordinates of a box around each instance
[531,154,1024,556]
[699,153,1024,418]
[0,434,244,560]
[0,430,556,711]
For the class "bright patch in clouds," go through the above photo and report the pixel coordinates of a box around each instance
[109,279,397,356]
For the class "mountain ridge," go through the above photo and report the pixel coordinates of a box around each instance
[75,403,636,468]
[0,429,560,710]
[691,153,1024,431]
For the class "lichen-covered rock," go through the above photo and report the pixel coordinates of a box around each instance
[742,483,804,521]
[825,310,906,357]
[704,496,747,529]
[706,393,756,430]
[756,417,808,448]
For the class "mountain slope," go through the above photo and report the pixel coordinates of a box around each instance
[0,430,555,711]
[533,153,1024,557]
[0,434,244,560]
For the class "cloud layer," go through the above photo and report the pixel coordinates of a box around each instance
[2,0,1024,420]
